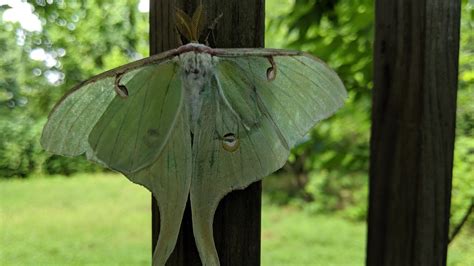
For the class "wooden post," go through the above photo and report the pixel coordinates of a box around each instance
[367,0,461,265]
[150,0,265,265]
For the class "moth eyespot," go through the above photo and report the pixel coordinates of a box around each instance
[144,128,160,147]
[114,73,128,98]
[147,128,159,137]
[222,133,239,152]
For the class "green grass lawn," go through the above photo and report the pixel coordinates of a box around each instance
[1,174,472,265]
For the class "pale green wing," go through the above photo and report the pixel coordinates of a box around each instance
[128,104,191,266]
[214,59,261,128]
[222,55,347,148]
[88,62,182,174]
[41,56,191,265]
[40,51,177,166]
[191,80,289,265]
[40,70,141,164]
[190,54,346,265]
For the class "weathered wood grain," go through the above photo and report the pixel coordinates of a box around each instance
[367,0,461,265]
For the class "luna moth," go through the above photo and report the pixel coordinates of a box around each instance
[40,5,347,266]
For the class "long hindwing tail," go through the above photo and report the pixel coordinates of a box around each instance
[128,103,192,266]
[190,74,289,265]
[88,62,182,174]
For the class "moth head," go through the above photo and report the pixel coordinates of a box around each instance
[175,2,206,43]
[222,133,240,152]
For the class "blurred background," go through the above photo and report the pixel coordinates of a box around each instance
[0,0,472,265]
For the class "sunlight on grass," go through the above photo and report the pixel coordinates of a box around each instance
[0,173,151,265]
[262,205,366,265]
[1,174,473,265]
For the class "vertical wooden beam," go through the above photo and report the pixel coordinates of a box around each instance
[150,0,265,265]
[367,0,461,265]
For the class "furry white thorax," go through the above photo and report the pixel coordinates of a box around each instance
[178,51,217,133]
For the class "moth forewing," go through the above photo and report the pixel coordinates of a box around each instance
[215,58,262,129]
[213,74,249,130]
[88,62,184,174]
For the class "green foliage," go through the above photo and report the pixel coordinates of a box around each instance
[451,136,474,230]
[267,0,373,219]
[0,18,24,108]
[266,0,474,228]
[0,0,472,233]
[0,115,44,177]
[0,114,101,177]
[451,0,474,230]
[0,0,148,177]
[43,155,104,176]
[8,0,148,114]
[269,0,374,98]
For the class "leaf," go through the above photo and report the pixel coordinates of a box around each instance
[175,7,194,41]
